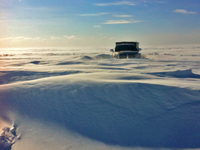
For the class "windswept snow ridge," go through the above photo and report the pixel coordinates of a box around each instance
[1,80,200,148]
[148,69,200,78]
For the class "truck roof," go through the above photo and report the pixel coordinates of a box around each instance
[116,41,138,45]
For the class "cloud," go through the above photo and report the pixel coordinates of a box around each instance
[113,15,132,17]
[63,35,77,40]
[14,36,32,40]
[78,13,109,17]
[173,9,197,14]
[0,36,78,42]
[0,37,47,42]
[94,25,101,28]
[50,36,61,40]
[0,36,33,41]
[140,0,166,4]
[0,37,13,41]
[103,19,143,24]
[94,1,136,6]
[94,0,165,6]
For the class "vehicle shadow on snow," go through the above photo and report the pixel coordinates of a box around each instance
[1,82,200,149]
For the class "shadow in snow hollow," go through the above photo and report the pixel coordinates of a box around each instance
[1,82,200,148]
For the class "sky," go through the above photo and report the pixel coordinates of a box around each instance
[0,0,200,48]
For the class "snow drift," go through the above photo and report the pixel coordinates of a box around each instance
[0,46,200,150]
[1,76,200,148]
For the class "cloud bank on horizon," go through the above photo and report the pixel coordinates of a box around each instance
[0,0,200,47]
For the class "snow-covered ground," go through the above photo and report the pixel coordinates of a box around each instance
[0,45,200,150]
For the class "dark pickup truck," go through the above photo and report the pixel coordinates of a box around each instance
[110,41,142,59]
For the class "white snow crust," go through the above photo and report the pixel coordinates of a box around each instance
[0,45,200,150]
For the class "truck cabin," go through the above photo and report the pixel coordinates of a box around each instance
[115,42,139,52]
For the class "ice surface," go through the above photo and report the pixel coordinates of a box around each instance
[0,45,200,150]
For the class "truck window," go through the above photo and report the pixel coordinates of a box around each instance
[115,45,137,52]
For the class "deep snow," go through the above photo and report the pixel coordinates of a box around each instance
[0,45,200,150]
